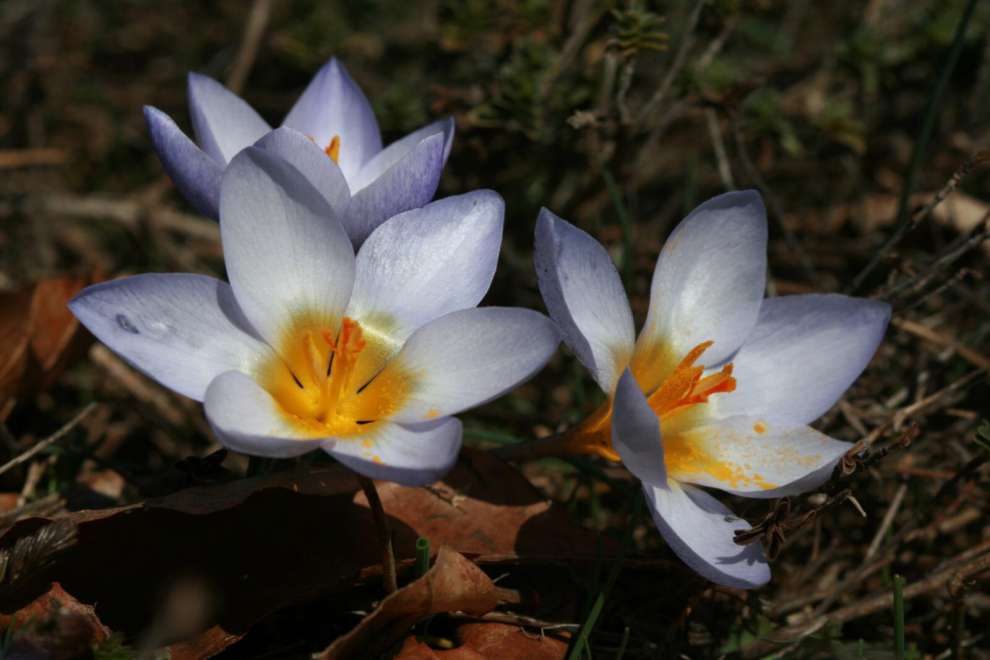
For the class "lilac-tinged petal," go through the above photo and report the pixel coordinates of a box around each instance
[345,131,445,245]
[347,190,504,343]
[219,147,355,350]
[534,208,635,393]
[634,191,767,392]
[204,371,326,458]
[254,126,351,212]
[187,73,271,164]
[351,117,454,192]
[668,416,851,498]
[323,418,462,486]
[144,106,223,218]
[69,274,271,402]
[644,481,770,589]
[282,57,382,182]
[371,307,559,424]
[711,294,891,425]
[612,370,666,487]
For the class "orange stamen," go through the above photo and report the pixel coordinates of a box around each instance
[646,340,735,419]
[527,339,736,461]
[325,135,341,164]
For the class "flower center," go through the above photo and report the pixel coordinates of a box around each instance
[551,340,735,461]
[260,316,410,438]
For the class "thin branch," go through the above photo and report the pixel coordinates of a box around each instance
[848,0,980,292]
[891,317,990,372]
[226,0,273,95]
[705,108,735,189]
[743,543,990,658]
[864,483,907,561]
[0,403,97,478]
[636,0,707,124]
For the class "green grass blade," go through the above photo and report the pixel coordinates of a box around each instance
[893,574,906,660]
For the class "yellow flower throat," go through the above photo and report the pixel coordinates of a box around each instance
[559,340,736,461]
[260,316,411,439]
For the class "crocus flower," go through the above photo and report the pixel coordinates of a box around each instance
[70,147,557,486]
[144,58,454,245]
[534,191,890,588]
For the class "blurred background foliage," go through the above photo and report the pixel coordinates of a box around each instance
[1,0,989,657]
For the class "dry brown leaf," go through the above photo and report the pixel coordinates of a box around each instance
[0,450,605,652]
[456,622,568,659]
[0,276,92,416]
[164,625,245,660]
[395,622,569,660]
[317,547,501,659]
[0,287,33,406]
[0,581,109,659]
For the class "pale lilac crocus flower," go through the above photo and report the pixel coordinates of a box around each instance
[70,148,558,486]
[533,191,890,588]
[144,58,454,245]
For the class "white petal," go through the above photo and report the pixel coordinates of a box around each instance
[204,371,326,458]
[612,370,666,487]
[187,73,271,164]
[644,481,770,589]
[219,147,355,349]
[372,307,559,423]
[347,190,504,344]
[349,118,454,192]
[634,191,767,390]
[144,106,223,218]
[254,126,351,210]
[711,294,891,425]
[534,208,635,393]
[323,417,462,486]
[69,274,270,401]
[667,416,851,498]
[281,58,382,182]
[344,131,446,245]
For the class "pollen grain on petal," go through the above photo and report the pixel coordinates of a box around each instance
[664,428,776,491]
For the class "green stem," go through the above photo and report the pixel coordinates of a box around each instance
[415,537,431,578]
[358,475,397,593]
[602,168,634,285]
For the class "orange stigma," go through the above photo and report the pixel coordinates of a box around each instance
[325,135,341,164]
[646,340,735,420]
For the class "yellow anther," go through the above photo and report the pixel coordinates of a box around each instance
[325,135,341,164]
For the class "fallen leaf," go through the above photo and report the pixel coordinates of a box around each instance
[394,622,569,660]
[164,625,245,660]
[0,450,606,650]
[317,547,502,659]
[0,287,32,407]
[0,581,109,659]
[0,276,92,417]
[456,622,568,659]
